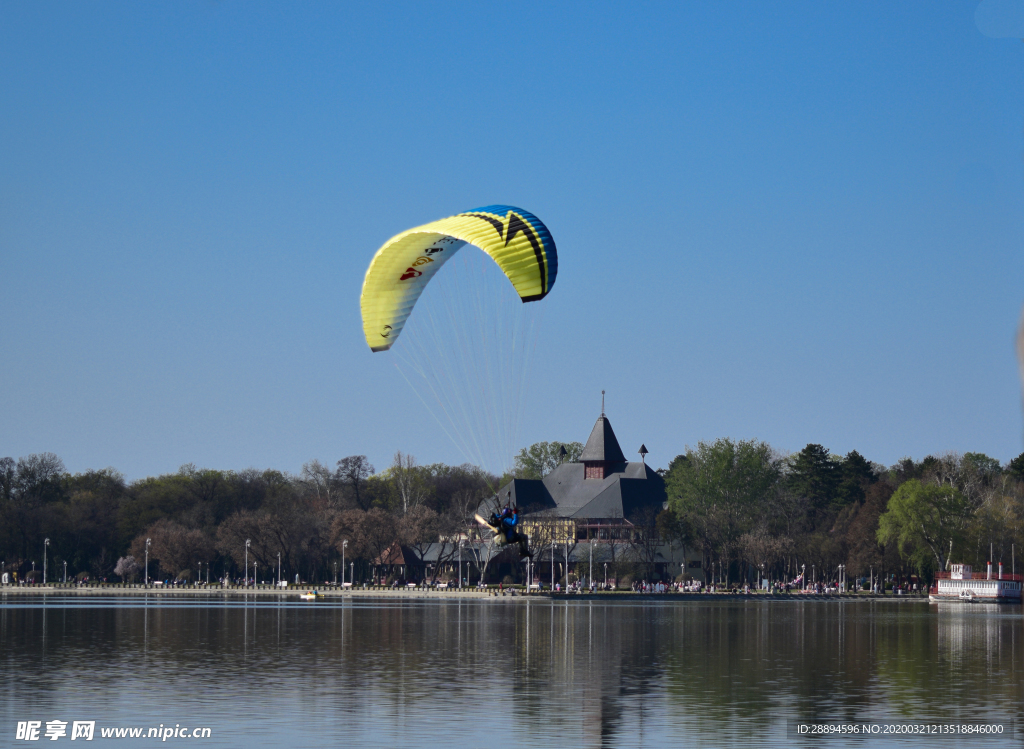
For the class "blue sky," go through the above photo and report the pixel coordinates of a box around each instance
[2,2,1023,480]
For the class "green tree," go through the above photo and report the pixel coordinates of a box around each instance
[1008,452,1024,482]
[787,444,841,518]
[876,478,970,573]
[513,441,583,480]
[665,438,780,584]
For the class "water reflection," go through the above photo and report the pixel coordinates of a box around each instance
[1,596,1022,748]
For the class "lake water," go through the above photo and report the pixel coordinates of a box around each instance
[2,594,1023,748]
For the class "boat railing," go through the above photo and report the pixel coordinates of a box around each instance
[932,571,1022,582]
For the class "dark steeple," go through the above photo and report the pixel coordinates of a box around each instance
[581,412,626,479]
[581,416,626,462]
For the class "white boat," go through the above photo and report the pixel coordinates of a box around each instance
[929,564,1021,604]
[298,591,324,600]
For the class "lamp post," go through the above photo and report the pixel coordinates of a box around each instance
[801,563,806,592]
[63,560,67,584]
[759,563,764,593]
[145,538,151,586]
[245,539,251,588]
[350,562,354,587]
[590,539,595,589]
[277,552,281,586]
[565,534,571,588]
[206,563,209,585]
[680,563,684,590]
[197,561,201,587]
[43,538,49,584]
[459,540,464,589]
[551,541,555,590]
[342,540,348,587]
[604,562,608,590]
[254,561,258,587]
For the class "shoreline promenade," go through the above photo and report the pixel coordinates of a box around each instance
[0,584,931,603]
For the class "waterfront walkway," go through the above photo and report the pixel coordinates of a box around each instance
[0,584,929,602]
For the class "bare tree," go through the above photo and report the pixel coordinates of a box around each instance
[333,508,399,570]
[301,460,337,507]
[389,451,428,514]
[401,505,438,569]
[628,508,661,580]
[133,519,215,579]
[335,456,375,510]
[740,526,793,583]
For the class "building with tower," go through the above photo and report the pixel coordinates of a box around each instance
[500,411,666,526]
[480,406,703,585]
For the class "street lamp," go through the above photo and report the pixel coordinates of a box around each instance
[145,538,151,586]
[801,563,806,592]
[63,560,67,584]
[277,552,281,586]
[551,541,555,590]
[245,539,251,588]
[459,540,464,589]
[254,561,258,587]
[350,562,354,587]
[590,539,595,590]
[604,562,608,590]
[197,561,201,587]
[43,538,49,584]
[565,534,571,588]
[333,562,338,585]
[342,540,348,587]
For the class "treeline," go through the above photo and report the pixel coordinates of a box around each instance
[662,440,1024,586]
[5,440,1024,586]
[0,452,495,583]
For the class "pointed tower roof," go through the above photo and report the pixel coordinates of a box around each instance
[580,415,626,463]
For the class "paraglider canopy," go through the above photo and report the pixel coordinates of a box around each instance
[360,205,557,352]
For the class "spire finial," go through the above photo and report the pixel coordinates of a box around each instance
[601,390,605,416]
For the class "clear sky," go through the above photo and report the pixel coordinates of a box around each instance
[2,2,1023,480]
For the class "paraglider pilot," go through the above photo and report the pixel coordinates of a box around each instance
[489,492,532,558]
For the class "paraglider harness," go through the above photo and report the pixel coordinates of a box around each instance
[487,494,532,559]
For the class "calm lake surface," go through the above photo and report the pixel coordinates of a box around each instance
[2,595,1023,748]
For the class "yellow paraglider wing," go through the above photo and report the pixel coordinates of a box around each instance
[360,205,557,351]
